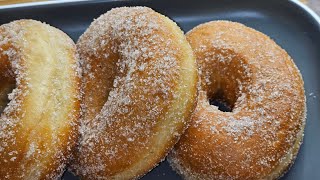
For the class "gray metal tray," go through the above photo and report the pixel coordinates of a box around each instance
[0,0,319,179]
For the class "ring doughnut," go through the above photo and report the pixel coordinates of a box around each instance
[0,20,81,179]
[168,21,306,179]
[71,7,198,179]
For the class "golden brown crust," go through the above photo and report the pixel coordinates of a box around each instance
[0,20,81,179]
[70,7,198,179]
[168,21,306,180]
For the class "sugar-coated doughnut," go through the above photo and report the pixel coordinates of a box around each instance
[0,20,81,179]
[168,21,306,179]
[71,7,198,179]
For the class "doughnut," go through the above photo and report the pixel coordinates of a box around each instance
[168,21,306,179]
[70,7,198,179]
[0,20,81,179]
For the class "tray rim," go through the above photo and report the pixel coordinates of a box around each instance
[0,0,319,27]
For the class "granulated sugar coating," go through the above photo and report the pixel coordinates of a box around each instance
[71,7,198,179]
[168,21,306,180]
[0,20,81,179]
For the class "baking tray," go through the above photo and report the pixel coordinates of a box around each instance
[0,0,319,179]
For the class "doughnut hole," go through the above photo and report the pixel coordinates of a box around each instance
[199,48,250,113]
[80,44,119,122]
[208,90,232,112]
[0,47,15,114]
